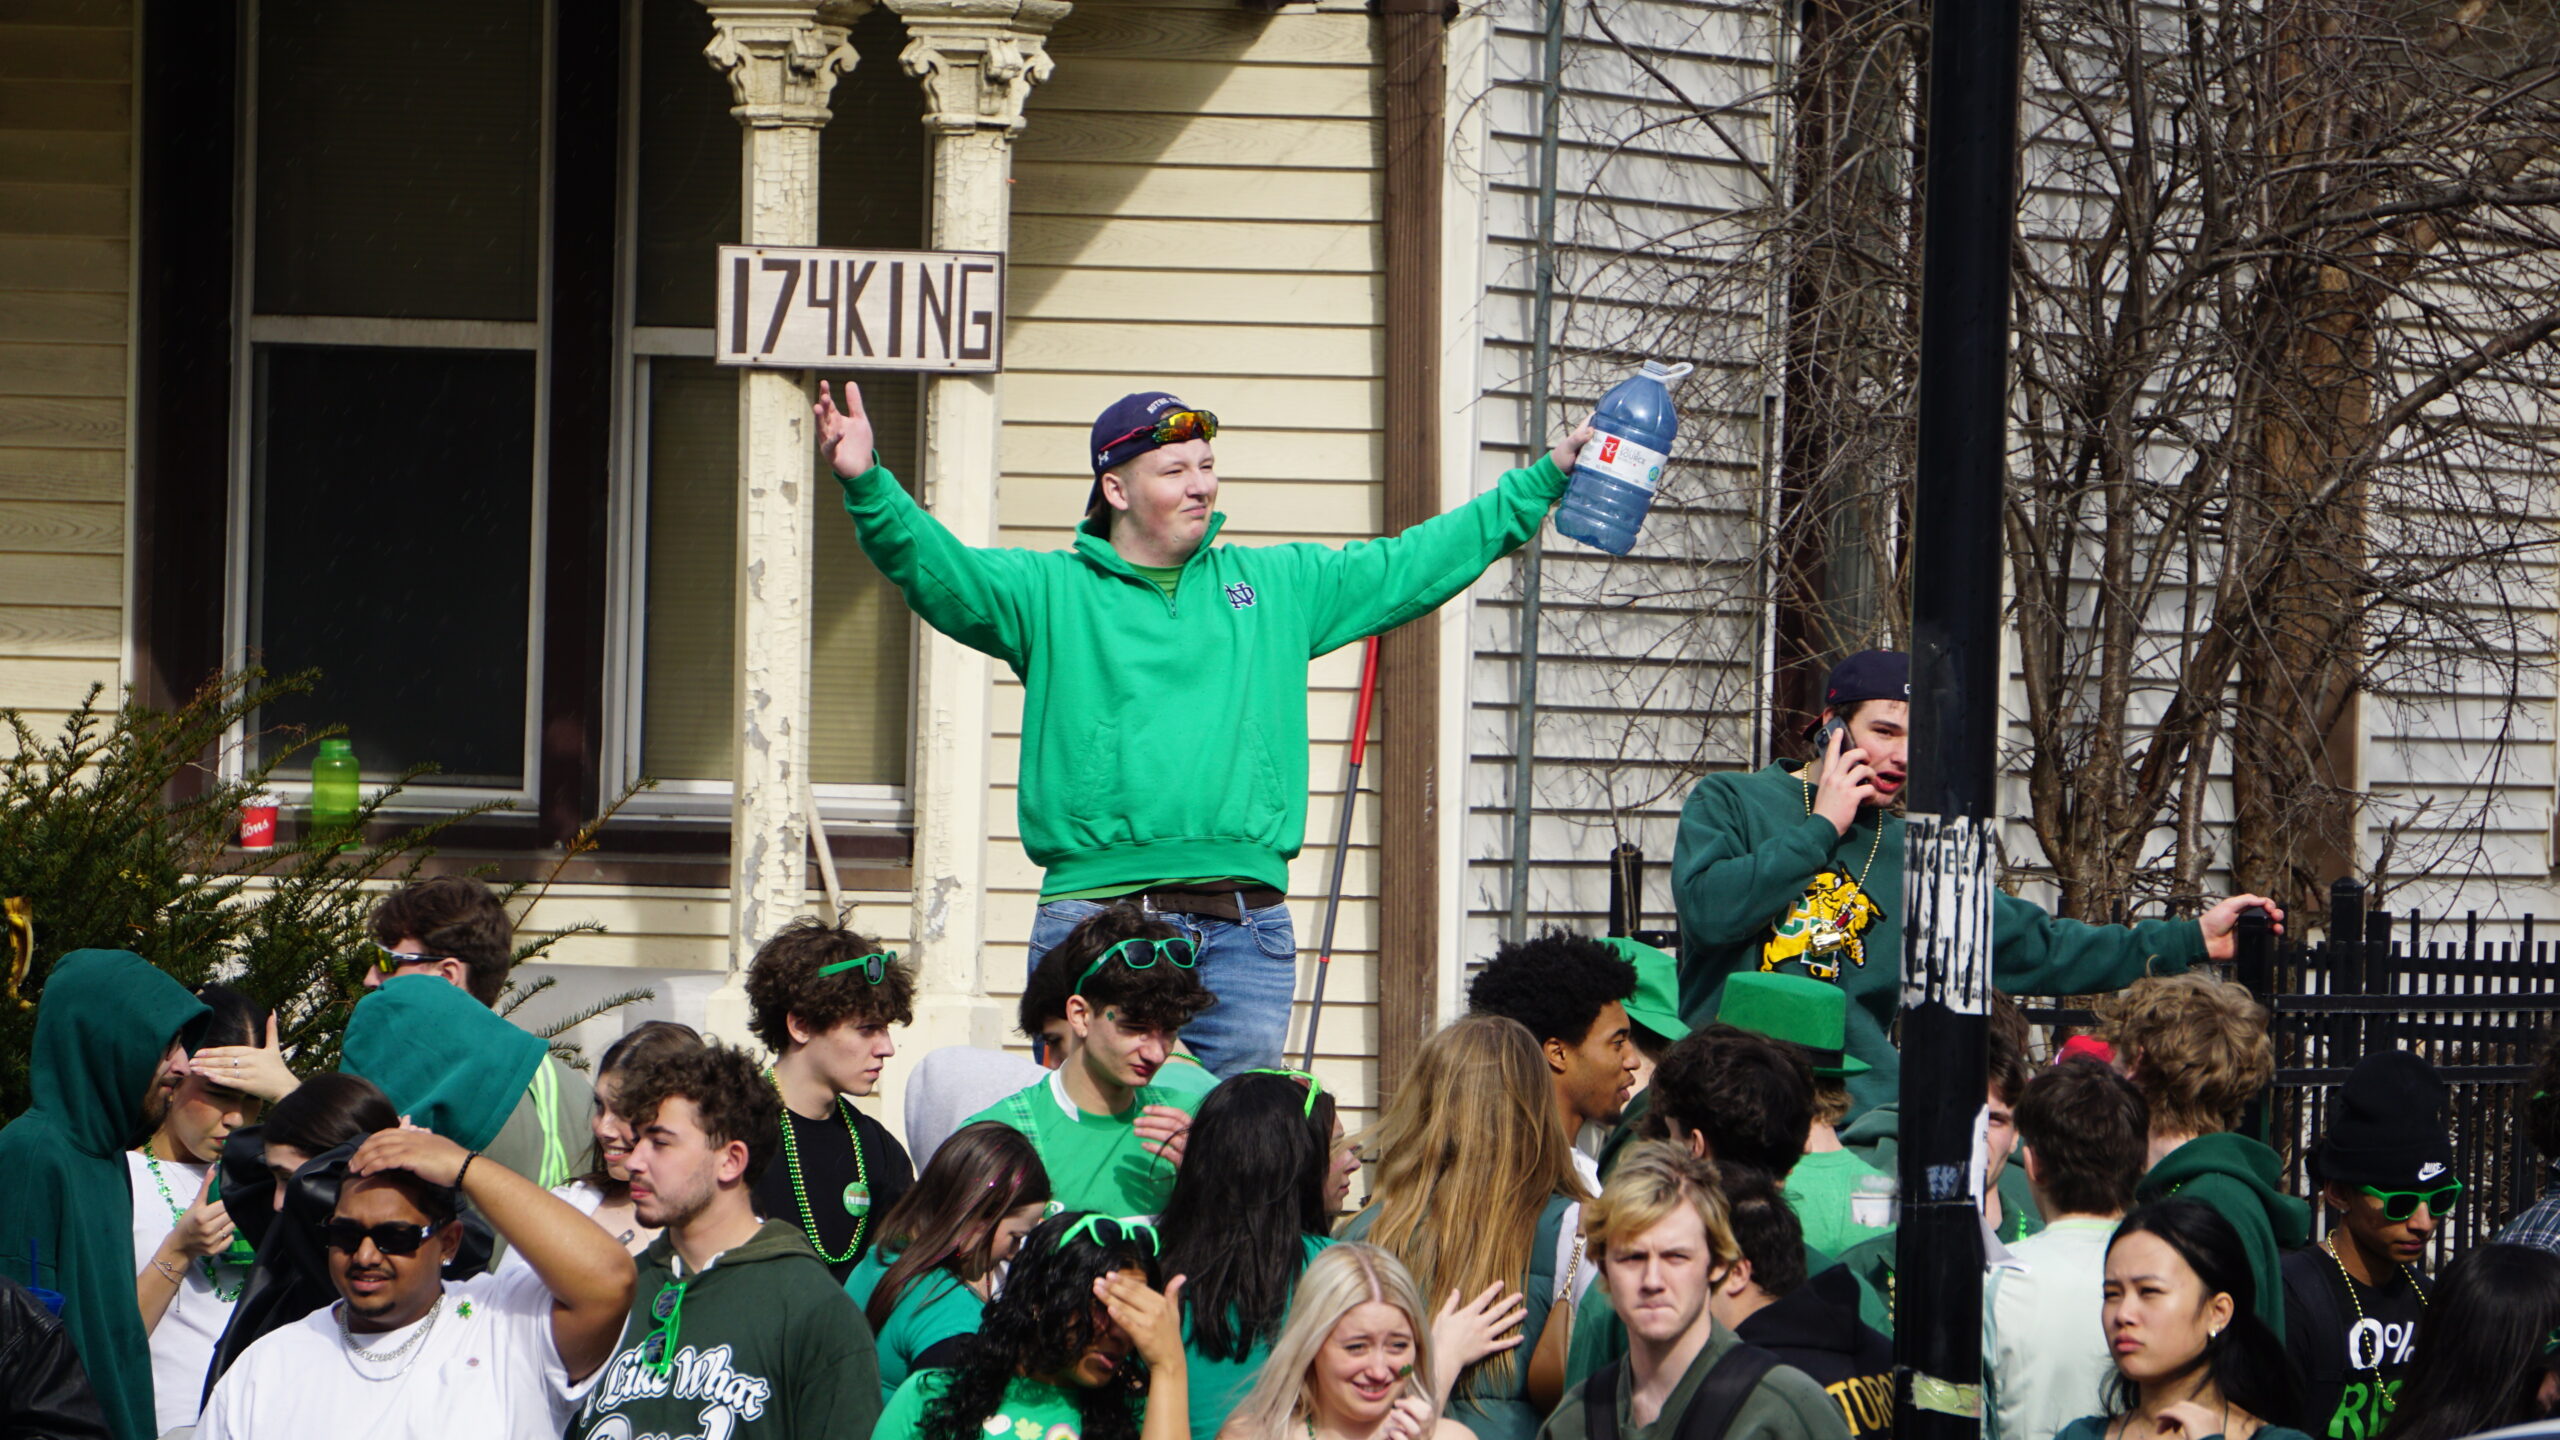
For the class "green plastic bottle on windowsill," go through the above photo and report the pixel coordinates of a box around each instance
[310,737,359,843]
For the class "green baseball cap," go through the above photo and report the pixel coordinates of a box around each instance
[1599,936,1689,1044]
[1715,971,1870,1078]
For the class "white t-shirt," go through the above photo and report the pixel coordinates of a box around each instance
[195,1262,597,1440]
[494,1180,606,1278]
[126,1150,250,1437]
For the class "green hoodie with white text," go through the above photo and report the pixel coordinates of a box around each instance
[569,1218,882,1440]
[836,456,1570,897]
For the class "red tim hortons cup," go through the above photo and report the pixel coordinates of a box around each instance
[239,794,280,849]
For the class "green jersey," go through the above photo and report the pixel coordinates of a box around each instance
[847,1248,989,1407]
[875,1370,1090,1440]
[962,1070,1203,1217]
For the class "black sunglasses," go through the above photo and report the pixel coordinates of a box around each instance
[322,1219,443,1257]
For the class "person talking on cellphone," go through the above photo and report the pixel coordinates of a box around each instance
[1666,650,2284,1123]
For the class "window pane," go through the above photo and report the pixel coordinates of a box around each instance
[639,359,916,786]
[255,0,543,320]
[249,346,536,785]
[635,0,926,329]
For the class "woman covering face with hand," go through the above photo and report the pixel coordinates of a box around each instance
[2057,1199,2309,1440]
[1217,1244,1469,1440]
[873,1211,1189,1440]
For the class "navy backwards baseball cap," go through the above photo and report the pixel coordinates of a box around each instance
[1803,649,1910,738]
[1086,392,1217,513]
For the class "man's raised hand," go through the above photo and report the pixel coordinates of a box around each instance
[813,379,876,479]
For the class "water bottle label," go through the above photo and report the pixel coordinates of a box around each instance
[1579,433,1666,494]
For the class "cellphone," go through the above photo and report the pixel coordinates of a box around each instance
[1812,717,1849,764]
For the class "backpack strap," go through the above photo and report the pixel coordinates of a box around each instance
[1585,1363,1624,1440]
[1674,1343,1783,1440]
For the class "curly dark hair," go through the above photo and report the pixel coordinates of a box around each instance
[369,875,514,1004]
[2528,1028,2560,1159]
[744,918,917,1053]
[1158,1071,1335,1361]
[613,1041,782,1187]
[1047,904,1216,1035]
[1466,928,1638,1048]
[921,1211,1164,1440]
[1647,1023,1813,1175]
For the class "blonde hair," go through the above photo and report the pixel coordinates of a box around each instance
[1584,1141,1741,1273]
[2097,973,2273,1136]
[1356,1014,1589,1397]
[1811,1077,1852,1127]
[1222,1244,1434,1440]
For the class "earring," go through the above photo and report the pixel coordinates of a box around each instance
[2209,1327,2224,1340]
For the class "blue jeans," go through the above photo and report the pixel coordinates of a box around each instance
[1027,897,1296,1077]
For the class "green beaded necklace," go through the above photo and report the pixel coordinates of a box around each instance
[764,1067,871,1265]
[142,1149,252,1302]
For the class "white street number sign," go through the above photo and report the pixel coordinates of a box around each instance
[716,245,1003,372]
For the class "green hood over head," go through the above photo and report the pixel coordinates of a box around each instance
[0,949,208,1440]
[342,975,545,1153]
[2137,1129,2312,1341]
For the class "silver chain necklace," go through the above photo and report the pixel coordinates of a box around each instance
[335,1295,443,1379]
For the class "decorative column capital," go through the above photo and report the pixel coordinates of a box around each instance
[885,0,1072,135]
[699,0,873,126]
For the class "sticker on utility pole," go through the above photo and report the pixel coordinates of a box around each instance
[716,246,1003,371]
[1900,812,1996,1014]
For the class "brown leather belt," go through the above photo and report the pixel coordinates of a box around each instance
[1134,885,1286,922]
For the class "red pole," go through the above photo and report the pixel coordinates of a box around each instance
[1300,635,1382,1070]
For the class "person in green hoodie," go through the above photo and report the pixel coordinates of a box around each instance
[571,1039,883,1440]
[0,949,208,1440]
[1668,649,2284,1119]
[362,876,594,1192]
[816,380,1594,1077]
[2109,973,2311,1341]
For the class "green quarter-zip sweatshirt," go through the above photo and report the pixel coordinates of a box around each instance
[1671,763,2210,1116]
[838,456,1571,898]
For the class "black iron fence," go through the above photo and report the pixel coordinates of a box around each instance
[2017,879,2560,1257]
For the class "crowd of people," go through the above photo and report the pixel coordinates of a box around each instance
[3,388,2554,1440]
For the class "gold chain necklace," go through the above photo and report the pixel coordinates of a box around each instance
[2325,1235,2423,1392]
[1799,769,1886,890]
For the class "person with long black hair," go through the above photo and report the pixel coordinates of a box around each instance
[2058,1199,2308,1440]
[849,1121,1054,1404]
[2375,1243,2560,1440]
[1158,1069,1339,1439]
[874,1212,1191,1440]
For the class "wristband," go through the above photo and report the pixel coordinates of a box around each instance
[151,1256,186,1286]
[455,1151,479,1193]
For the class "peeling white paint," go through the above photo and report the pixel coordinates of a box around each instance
[1900,813,1997,1015]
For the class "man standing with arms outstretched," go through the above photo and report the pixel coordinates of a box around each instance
[819,379,1592,1075]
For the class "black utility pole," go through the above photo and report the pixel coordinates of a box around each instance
[1893,0,2022,1423]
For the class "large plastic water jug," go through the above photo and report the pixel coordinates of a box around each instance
[1554,359,1694,555]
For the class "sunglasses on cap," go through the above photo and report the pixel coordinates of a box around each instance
[1073,936,1198,996]
[818,950,898,984]
[1062,1213,1161,1255]
[1241,1066,1325,1119]
[367,941,451,978]
[322,1219,444,1257]
[2359,1179,2462,1221]
[1099,409,1219,457]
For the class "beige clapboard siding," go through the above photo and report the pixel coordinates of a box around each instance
[990,0,1390,1121]
[0,5,127,743]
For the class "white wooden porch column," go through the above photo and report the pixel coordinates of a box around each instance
[882,0,1068,1061]
[700,0,863,993]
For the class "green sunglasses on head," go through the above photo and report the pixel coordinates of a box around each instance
[817,950,898,983]
[2360,1178,2462,1221]
[1061,1213,1161,1255]
[1240,1066,1325,1119]
[1072,936,1198,996]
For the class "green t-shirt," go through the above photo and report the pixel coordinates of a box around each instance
[963,1072,1203,1217]
[1182,1234,1331,1440]
[1127,561,1184,599]
[875,1370,1089,1440]
[848,1248,991,1407]
[1785,1149,1894,1257]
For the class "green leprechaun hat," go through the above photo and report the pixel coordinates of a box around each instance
[1715,971,1870,1078]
